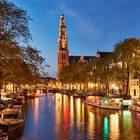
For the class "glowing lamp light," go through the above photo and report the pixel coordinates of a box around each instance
[103,99,109,104]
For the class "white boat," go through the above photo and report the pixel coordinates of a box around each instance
[129,99,140,112]
[0,107,25,137]
[84,96,122,110]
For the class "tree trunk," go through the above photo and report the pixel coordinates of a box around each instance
[83,82,86,91]
[106,77,109,95]
[126,72,130,95]
[13,83,15,93]
[0,82,1,99]
[4,84,7,92]
[105,83,108,95]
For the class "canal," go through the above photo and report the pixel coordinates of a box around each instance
[17,93,140,140]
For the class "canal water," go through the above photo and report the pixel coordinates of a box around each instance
[17,93,140,140]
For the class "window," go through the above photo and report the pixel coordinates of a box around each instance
[134,89,136,96]
[62,54,65,60]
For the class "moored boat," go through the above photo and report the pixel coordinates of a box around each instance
[27,90,41,98]
[16,96,25,104]
[28,93,41,98]
[84,96,122,110]
[129,99,140,112]
[0,107,25,138]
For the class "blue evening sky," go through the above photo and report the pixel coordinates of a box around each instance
[10,0,140,77]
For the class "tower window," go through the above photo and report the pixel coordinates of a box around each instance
[62,54,65,60]
[134,89,136,96]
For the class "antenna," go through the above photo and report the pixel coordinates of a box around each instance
[61,9,64,16]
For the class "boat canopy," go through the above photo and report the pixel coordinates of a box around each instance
[0,108,21,115]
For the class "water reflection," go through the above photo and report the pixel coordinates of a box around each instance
[55,94,70,140]
[110,113,120,140]
[87,111,95,139]
[75,98,82,128]
[123,110,132,134]
[103,116,109,140]
[33,98,39,126]
[70,96,74,129]
[20,94,140,140]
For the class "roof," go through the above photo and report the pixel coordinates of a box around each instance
[96,51,113,58]
[69,55,96,64]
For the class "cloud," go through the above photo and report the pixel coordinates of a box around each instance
[28,0,100,43]
[55,2,100,43]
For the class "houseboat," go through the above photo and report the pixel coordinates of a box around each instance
[84,96,122,110]
[129,99,140,112]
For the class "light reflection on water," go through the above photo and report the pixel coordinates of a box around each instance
[110,113,120,140]
[33,98,39,126]
[19,93,140,140]
[103,116,109,140]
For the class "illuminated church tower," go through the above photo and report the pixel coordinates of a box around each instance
[58,14,69,75]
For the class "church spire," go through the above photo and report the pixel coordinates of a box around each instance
[58,14,68,50]
[60,14,65,26]
[58,14,69,75]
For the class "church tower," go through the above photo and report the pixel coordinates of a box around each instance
[58,14,69,75]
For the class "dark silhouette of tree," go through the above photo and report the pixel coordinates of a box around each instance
[0,0,47,92]
[59,63,86,89]
[113,38,140,95]
[0,0,31,43]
